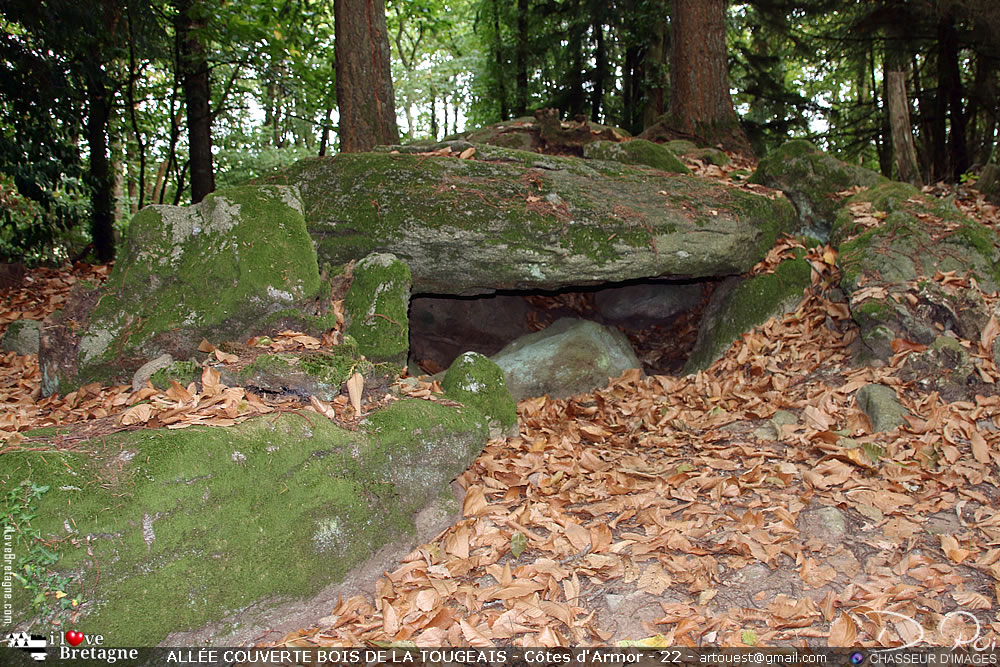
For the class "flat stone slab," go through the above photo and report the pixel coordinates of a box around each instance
[269,144,795,295]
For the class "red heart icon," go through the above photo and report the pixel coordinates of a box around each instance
[65,630,84,646]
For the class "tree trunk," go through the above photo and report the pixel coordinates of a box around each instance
[876,63,892,177]
[318,106,333,156]
[334,0,399,152]
[566,19,586,118]
[937,9,968,180]
[86,70,116,263]
[174,0,215,203]
[151,158,170,206]
[885,28,921,186]
[430,89,438,140]
[650,0,749,153]
[443,94,449,138]
[590,16,605,123]
[641,13,667,131]
[513,0,529,116]
[886,70,922,186]
[110,132,127,223]
[491,0,508,121]
[912,52,935,182]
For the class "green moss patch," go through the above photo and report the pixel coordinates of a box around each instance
[684,253,813,373]
[344,253,411,365]
[1,399,488,646]
[47,185,331,394]
[583,139,690,174]
[835,181,1000,361]
[442,352,517,433]
[750,140,885,239]
[149,361,200,390]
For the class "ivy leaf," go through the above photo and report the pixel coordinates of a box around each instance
[510,531,527,558]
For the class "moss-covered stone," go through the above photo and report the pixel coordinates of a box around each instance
[583,139,690,174]
[344,253,411,366]
[663,140,730,166]
[750,140,885,240]
[149,360,200,390]
[691,147,731,166]
[666,140,698,155]
[684,253,813,373]
[835,182,1000,363]
[855,384,909,433]
[267,147,796,295]
[230,339,396,402]
[39,185,332,395]
[1,318,41,355]
[442,351,517,434]
[2,399,488,646]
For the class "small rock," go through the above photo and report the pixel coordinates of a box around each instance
[604,593,625,612]
[491,318,641,401]
[977,163,1000,204]
[797,506,848,543]
[923,512,964,535]
[771,410,798,429]
[132,354,174,391]
[441,351,518,436]
[344,252,411,366]
[856,383,909,433]
[1,319,41,355]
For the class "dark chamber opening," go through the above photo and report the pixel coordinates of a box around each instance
[408,278,721,377]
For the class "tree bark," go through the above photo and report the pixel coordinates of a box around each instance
[566,19,586,118]
[647,0,749,153]
[430,89,438,140]
[885,27,922,186]
[110,132,127,222]
[491,0,508,121]
[513,0,529,116]
[937,9,968,180]
[335,0,399,152]
[318,106,333,156]
[886,69,922,186]
[174,0,215,203]
[640,13,667,130]
[85,70,116,263]
[590,16,605,123]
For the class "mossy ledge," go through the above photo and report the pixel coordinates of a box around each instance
[2,399,489,646]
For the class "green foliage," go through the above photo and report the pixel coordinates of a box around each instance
[3,0,998,261]
[0,13,91,263]
[1,481,82,622]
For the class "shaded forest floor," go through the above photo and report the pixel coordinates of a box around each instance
[2,167,1000,648]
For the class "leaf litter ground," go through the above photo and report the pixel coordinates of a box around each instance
[2,170,1000,649]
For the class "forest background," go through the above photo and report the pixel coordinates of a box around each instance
[1,0,998,267]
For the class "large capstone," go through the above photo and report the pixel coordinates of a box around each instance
[268,143,796,295]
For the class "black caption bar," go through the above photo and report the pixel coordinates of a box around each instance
[3,645,999,667]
